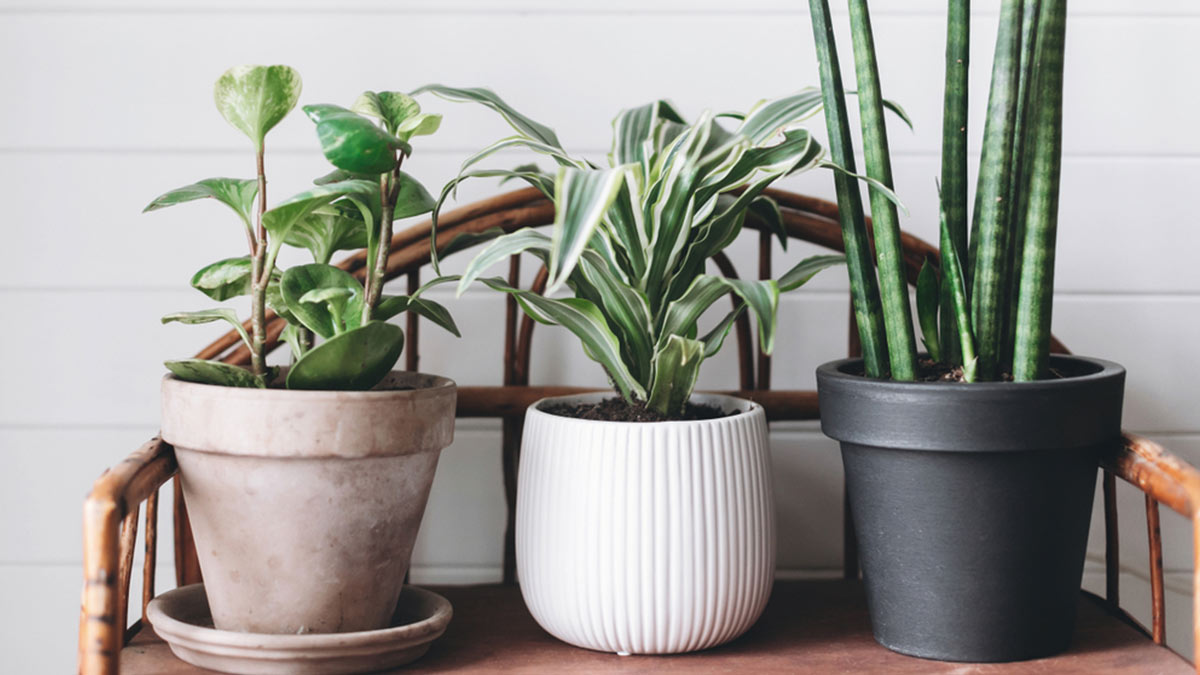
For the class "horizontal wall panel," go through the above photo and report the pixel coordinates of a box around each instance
[0,14,1194,156]
[8,152,1195,295]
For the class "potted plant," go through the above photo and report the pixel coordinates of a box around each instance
[147,64,460,635]
[809,0,1125,662]
[421,85,846,654]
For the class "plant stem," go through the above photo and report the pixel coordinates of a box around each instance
[1013,0,1066,381]
[363,155,405,323]
[808,0,890,378]
[249,147,268,376]
[969,0,1024,381]
[847,0,918,380]
[939,0,969,365]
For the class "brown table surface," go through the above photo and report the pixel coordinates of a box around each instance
[121,579,1192,673]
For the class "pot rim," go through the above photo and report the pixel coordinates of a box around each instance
[161,369,455,402]
[817,354,1123,394]
[525,390,762,427]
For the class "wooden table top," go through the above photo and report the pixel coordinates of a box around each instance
[121,580,1192,674]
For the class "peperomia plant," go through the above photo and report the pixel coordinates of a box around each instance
[809,0,1068,383]
[422,86,850,417]
[145,65,457,391]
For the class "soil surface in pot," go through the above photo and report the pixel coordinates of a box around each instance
[543,397,734,422]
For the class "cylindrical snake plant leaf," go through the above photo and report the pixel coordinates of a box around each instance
[939,0,970,365]
[808,0,889,378]
[916,259,942,363]
[1012,0,1066,382]
[847,0,919,381]
[969,0,1025,381]
[938,195,978,383]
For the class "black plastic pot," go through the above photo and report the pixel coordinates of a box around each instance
[816,355,1125,663]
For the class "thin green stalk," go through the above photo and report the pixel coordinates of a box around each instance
[1000,0,1043,369]
[939,198,977,383]
[847,0,917,380]
[939,0,969,365]
[1013,0,1067,381]
[363,157,405,323]
[808,0,889,377]
[249,147,268,376]
[969,0,1024,381]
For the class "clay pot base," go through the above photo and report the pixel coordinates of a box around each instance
[147,584,452,675]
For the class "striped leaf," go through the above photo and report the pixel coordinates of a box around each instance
[646,335,706,416]
[940,0,971,365]
[736,88,824,145]
[546,166,627,293]
[429,168,555,272]
[162,308,251,352]
[478,276,646,401]
[939,193,978,382]
[412,84,562,149]
[456,229,552,295]
[700,306,744,358]
[660,274,779,354]
[143,177,258,229]
[778,254,846,292]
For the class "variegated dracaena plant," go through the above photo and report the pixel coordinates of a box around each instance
[144,65,458,391]
[421,86,851,417]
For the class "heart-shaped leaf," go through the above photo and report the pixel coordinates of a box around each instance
[213,65,302,151]
[143,177,258,227]
[303,104,410,174]
[285,321,405,391]
[351,91,421,136]
[165,359,267,388]
[280,263,364,338]
[393,173,436,219]
[161,308,251,351]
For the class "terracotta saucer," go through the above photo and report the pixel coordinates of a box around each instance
[147,583,452,674]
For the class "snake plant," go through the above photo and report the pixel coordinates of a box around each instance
[810,0,1067,382]
[145,65,458,390]
[422,86,848,416]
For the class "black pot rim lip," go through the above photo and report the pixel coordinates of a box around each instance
[817,354,1124,395]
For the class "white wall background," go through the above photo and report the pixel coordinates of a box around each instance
[1,1,1197,672]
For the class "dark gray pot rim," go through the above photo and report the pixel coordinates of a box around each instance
[817,354,1125,452]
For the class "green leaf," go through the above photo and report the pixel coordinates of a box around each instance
[478,276,646,401]
[546,166,626,293]
[351,91,420,136]
[456,229,552,295]
[164,359,266,389]
[286,321,404,391]
[280,263,365,338]
[189,256,254,301]
[661,275,780,354]
[938,188,977,382]
[395,112,443,141]
[304,104,410,174]
[778,253,846,292]
[408,297,461,337]
[213,65,302,151]
[700,306,745,358]
[143,177,258,228]
[916,258,942,362]
[646,335,706,417]
[412,84,562,149]
[736,88,824,145]
[313,168,378,186]
[263,180,378,268]
[393,172,437,219]
[285,202,367,265]
[846,90,915,130]
[162,308,251,352]
[748,194,788,250]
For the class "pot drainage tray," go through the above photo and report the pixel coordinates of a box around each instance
[147,583,452,674]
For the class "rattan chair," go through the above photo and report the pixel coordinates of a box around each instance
[79,188,1200,673]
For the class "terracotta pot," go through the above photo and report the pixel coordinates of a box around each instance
[516,392,775,655]
[817,355,1125,662]
[160,371,456,635]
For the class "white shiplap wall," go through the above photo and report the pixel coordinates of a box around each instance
[2,1,1198,671]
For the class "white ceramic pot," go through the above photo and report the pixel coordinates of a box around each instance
[160,371,456,635]
[516,392,775,654]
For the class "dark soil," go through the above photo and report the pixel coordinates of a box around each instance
[845,357,1067,382]
[542,397,735,422]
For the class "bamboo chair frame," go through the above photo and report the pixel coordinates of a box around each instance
[79,188,1199,674]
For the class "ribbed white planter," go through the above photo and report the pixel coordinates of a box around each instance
[516,392,775,655]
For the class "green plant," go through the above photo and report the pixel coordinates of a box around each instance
[145,65,457,390]
[809,0,1067,382]
[422,86,851,416]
